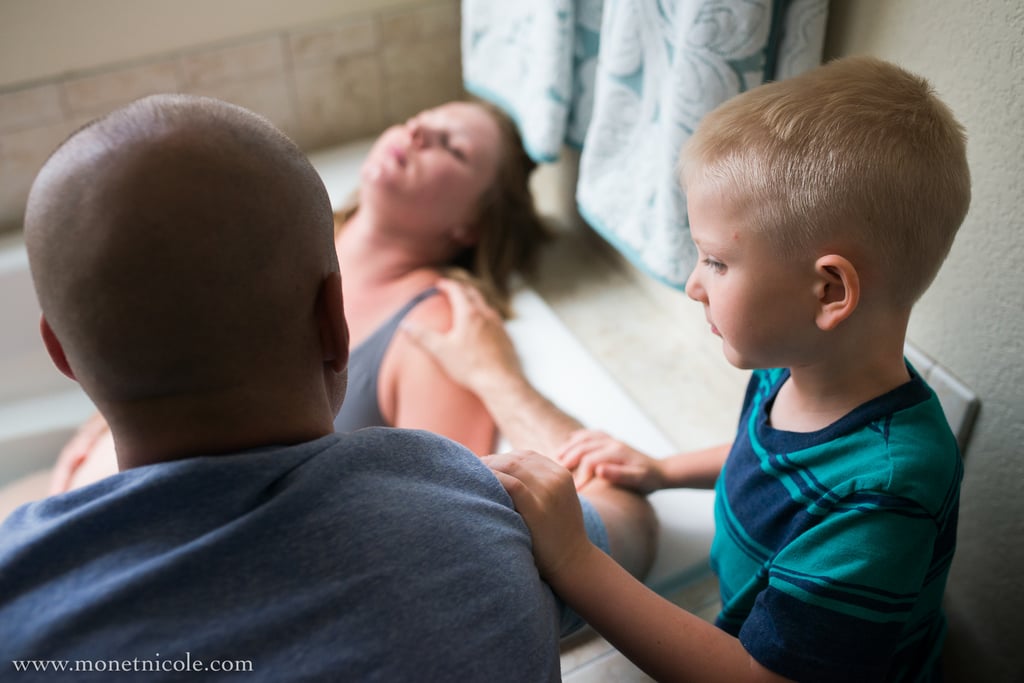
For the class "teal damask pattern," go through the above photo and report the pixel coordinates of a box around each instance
[462,0,828,288]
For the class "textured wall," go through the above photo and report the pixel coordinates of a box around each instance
[825,1,1024,681]
[0,0,462,232]
[0,0,421,85]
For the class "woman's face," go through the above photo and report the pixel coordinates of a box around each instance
[360,102,502,241]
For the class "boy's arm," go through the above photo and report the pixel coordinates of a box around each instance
[658,442,731,488]
[557,432,730,491]
[486,451,794,683]
[400,278,584,455]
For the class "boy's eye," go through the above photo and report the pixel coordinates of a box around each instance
[703,257,726,273]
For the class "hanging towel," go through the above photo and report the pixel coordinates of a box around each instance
[461,0,828,288]
[463,0,573,161]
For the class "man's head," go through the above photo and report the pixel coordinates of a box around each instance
[681,56,971,307]
[25,95,348,458]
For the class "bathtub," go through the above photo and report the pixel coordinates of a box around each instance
[0,138,716,590]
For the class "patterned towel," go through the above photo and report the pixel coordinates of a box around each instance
[462,0,829,288]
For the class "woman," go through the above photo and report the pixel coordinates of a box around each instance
[47,98,548,492]
[330,99,548,454]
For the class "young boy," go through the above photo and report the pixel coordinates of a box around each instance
[422,56,969,681]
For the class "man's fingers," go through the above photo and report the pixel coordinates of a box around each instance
[399,320,440,354]
[433,278,474,321]
[436,277,500,321]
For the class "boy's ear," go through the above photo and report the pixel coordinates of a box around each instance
[39,315,76,381]
[813,255,860,331]
[317,272,350,373]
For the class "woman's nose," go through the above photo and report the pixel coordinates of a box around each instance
[408,122,436,148]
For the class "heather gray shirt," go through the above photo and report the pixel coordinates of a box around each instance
[1,429,604,682]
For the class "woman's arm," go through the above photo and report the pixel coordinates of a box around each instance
[380,292,496,455]
[50,412,118,494]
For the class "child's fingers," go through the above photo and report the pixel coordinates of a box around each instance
[594,463,652,492]
[555,430,611,467]
[484,451,572,507]
[488,467,533,511]
[483,451,588,579]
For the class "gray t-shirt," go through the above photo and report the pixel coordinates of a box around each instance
[1,428,605,681]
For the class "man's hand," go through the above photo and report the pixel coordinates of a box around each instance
[401,278,522,393]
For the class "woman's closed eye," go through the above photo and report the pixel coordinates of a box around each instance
[438,131,467,161]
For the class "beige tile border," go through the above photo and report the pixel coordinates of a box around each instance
[0,0,461,233]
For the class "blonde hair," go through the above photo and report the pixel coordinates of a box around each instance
[681,56,970,305]
[335,99,549,317]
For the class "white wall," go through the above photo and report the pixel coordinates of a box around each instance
[825,1,1023,680]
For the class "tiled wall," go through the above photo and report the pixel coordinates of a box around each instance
[0,0,462,233]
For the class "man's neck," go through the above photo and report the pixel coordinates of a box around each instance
[100,385,337,470]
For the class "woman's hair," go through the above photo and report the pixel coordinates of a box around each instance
[680,56,970,306]
[335,98,550,317]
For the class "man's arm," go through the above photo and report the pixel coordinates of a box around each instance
[400,278,585,456]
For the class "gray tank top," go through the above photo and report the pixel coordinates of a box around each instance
[333,288,439,433]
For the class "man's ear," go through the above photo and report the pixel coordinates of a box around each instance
[40,315,76,380]
[813,255,860,331]
[317,272,349,373]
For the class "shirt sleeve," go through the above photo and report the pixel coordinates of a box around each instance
[739,498,939,682]
[558,495,611,636]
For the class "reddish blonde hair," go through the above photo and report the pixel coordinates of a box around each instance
[335,99,549,317]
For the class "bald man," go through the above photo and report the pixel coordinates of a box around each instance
[0,95,601,681]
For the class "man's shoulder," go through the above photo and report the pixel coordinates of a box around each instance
[324,426,486,476]
[303,427,511,511]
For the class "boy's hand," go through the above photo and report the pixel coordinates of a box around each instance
[557,430,667,493]
[483,451,593,581]
[401,278,522,393]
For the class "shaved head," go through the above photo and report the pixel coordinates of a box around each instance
[25,95,339,408]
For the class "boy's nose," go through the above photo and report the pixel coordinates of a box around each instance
[684,267,702,302]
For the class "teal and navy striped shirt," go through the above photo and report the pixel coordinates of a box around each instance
[712,367,962,682]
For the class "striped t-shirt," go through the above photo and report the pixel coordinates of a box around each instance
[712,367,962,682]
